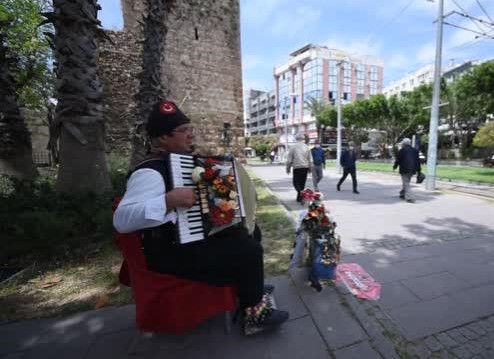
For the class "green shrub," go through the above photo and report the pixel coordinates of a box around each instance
[0,155,130,265]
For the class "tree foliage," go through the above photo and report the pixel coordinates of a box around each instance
[248,134,278,157]
[473,121,494,148]
[0,0,53,109]
[304,97,336,140]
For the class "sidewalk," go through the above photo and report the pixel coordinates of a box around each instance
[1,166,493,358]
[252,164,494,358]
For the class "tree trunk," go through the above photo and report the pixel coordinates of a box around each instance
[0,21,37,180]
[130,0,173,166]
[50,0,111,194]
[57,121,109,193]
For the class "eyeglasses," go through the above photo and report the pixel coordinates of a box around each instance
[173,126,195,134]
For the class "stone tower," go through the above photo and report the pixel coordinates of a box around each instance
[99,0,245,157]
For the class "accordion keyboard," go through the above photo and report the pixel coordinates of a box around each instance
[169,154,207,243]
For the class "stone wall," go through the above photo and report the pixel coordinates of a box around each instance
[98,30,142,155]
[22,109,52,165]
[99,0,245,157]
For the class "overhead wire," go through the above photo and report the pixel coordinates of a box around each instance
[475,0,494,23]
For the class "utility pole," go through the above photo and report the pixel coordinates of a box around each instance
[336,61,343,174]
[426,0,444,191]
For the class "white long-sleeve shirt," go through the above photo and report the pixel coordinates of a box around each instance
[113,168,177,233]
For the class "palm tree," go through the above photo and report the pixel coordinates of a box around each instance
[0,19,37,180]
[304,97,335,141]
[42,0,111,194]
[130,0,172,166]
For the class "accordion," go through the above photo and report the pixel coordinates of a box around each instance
[167,153,255,244]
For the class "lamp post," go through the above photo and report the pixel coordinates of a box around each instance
[426,0,444,191]
[336,61,343,174]
[283,93,298,160]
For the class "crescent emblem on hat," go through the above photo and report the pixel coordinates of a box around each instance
[159,101,177,115]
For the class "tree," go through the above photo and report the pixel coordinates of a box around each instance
[0,17,37,179]
[452,61,494,155]
[130,0,172,166]
[43,0,111,194]
[304,97,335,141]
[0,0,53,109]
[473,122,494,149]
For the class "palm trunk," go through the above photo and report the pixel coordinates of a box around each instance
[49,0,111,194]
[0,21,37,180]
[130,0,174,166]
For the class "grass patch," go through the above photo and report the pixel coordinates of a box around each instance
[352,161,494,185]
[248,170,296,276]
[0,161,295,322]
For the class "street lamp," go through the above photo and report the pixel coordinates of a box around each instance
[336,61,343,174]
[283,93,298,160]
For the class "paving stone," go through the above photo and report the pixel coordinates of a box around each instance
[459,326,480,341]
[333,341,382,359]
[378,281,420,310]
[435,332,459,348]
[466,322,487,336]
[479,335,493,350]
[452,346,472,359]
[404,342,431,359]
[2,353,25,359]
[446,328,469,344]
[388,295,473,340]
[84,329,136,359]
[424,336,444,352]
[269,275,308,320]
[22,335,93,359]
[477,319,494,333]
[465,340,484,356]
[401,272,471,301]
[302,288,368,350]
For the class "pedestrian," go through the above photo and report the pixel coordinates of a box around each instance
[286,133,312,203]
[393,138,421,203]
[310,140,326,191]
[113,100,289,335]
[337,143,359,194]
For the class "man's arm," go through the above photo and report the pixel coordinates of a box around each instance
[393,150,400,170]
[113,169,196,233]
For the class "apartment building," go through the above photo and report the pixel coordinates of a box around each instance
[245,89,277,137]
[273,44,384,142]
[382,60,482,97]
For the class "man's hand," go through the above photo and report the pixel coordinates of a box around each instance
[165,187,198,210]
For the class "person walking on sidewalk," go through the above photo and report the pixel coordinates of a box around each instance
[286,134,312,203]
[337,143,359,194]
[393,137,421,203]
[311,140,326,191]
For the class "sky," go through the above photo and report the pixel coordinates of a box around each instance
[98,0,494,92]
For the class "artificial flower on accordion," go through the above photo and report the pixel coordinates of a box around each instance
[191,158,239,227]
[300,189,341,265]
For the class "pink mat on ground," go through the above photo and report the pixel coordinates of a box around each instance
[336,263,381,300]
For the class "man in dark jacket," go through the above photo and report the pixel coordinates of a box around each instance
[393,138,421,203]
[311,140,326,191]
[337,143,359,194]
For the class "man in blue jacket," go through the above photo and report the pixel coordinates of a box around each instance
[393,138,421,203]
[311,140,326,191]
[337,143,359,194]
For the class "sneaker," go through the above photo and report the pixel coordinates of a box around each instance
[336,184,341,191]
[353,190,360,194]
[399,195,405,200]
[244,309,289,335]
[406,199,415,203]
